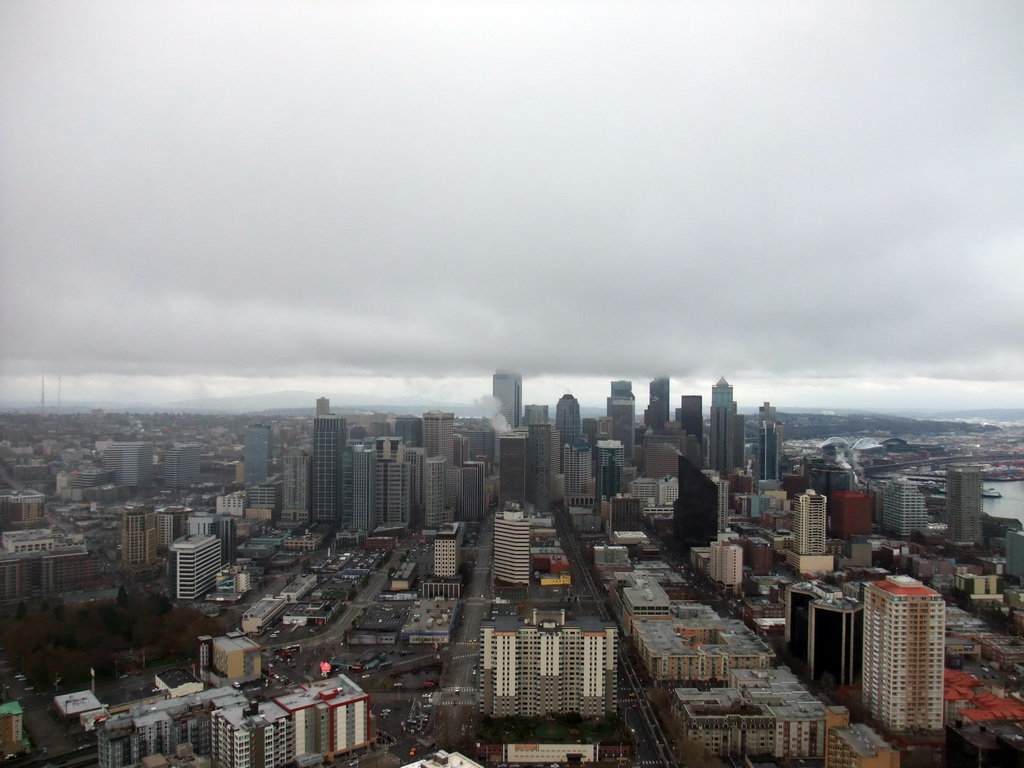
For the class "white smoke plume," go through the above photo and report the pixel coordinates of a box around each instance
[477,395,511,434]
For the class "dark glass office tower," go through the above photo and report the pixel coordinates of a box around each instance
[709,377,742,473]
[676,395,703,466]
[312,414,346,524]
[672,453,718,551]
[645,377,670,431]
[394,415,423,448]
[526,423,551,514]
[607,381,635,462]
[758,402,781,482]
[555,394,582,447]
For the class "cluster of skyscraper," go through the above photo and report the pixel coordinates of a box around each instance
[490,373,782,518]
[253,400,486,535]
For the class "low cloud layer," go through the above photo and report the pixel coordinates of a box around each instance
[1,1,1022,409]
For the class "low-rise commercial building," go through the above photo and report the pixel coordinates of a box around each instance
[674,668,827,759]
[240,597,287,634]
[199,633,262,686]
[632,608,775,684]
[281,573,318,603]
[0,702,25,756]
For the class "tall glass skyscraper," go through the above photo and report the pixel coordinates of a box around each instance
[709,377,742,473]
[555,393,582,447]
[757,402,780,482]
[244,425,273,487]
[646,378,670,431]
[393,415,423,448]
[946,465,983,546]
[607,381,635,462]
[312,414,346,524]
[492,370,522,429]
[595,439,624,502]
[526,423,551,514]
[676,394,704,466]
[341,444,376,532]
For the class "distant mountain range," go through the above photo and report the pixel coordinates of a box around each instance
[0,389,1021,424]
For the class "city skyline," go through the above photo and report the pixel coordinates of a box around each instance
[1,373,1022,417]
[1,2,1022,411]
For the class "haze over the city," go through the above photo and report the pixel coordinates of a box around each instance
[1,1,1022,411]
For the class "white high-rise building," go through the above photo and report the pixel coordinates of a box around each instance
[710,540,743,592]
[787,490,832,575]
[862,575,945,732]
[434,524,461,578]
[630,477,659,507]
[281,448,311,523]
[493,507,531,585]
[217,491,247,517]
[716,478,730,534]
[882,477,927,537]
[493,370,522,429]
[105,442,154,487]
[209,676,371,767]
[164,444,200,489]
[121,504,156,568]
[562,440,592,496]
[423,410,455,466]
[794,490,827,555]
[630,476,678,507]
[656,476,679,507]
[346,444,377,533]
[273,676,371,760]
[479,611,617,718]
[374,438,410,527]
[211,699,293,768]
[424,456,450,529]
[169,534,221,600]
[375,462,410,528]
[187,512,236,566]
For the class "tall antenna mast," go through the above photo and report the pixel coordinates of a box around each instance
[41,365,46,416]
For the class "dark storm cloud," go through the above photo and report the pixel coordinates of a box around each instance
[1,0,1022,405]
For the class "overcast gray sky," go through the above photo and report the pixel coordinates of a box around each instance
[1,0,1022,411]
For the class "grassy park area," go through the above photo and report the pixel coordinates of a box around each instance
[478,713,630,746]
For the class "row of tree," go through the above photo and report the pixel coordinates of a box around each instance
[1,590,225,688]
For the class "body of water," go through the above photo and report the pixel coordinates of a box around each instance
[985,480,1024,526]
